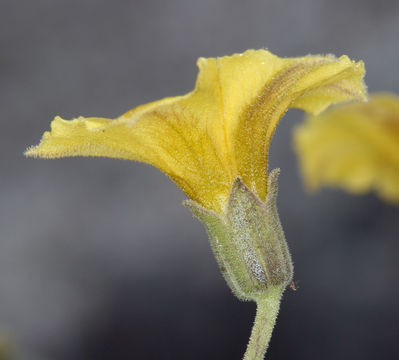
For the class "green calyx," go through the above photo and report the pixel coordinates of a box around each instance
[184,168,293,301]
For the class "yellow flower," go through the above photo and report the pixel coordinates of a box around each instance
[26,49,368,360]
[295,93,399,203]
[26,49,366,213]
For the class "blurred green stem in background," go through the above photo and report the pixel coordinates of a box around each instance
[0,335,13,360]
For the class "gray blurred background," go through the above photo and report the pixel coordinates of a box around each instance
[1,0,399,359]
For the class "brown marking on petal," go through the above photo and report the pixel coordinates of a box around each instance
[324,83,363,99]
[235,59,330,199]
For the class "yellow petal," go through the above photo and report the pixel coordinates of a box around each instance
[231,52,366,201]
[26,49,366,213]
[25,99,231,212]
[294,93,399,204]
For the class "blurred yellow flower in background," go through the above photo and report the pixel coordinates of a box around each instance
[295,93,399,204]
[26,49,366,214]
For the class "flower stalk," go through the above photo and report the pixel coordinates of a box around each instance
[244,286,284,360]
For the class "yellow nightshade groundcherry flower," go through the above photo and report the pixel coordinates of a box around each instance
[26,49,366,360]
[295,93,399,204]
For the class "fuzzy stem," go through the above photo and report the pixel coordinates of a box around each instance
[243,286,284,360]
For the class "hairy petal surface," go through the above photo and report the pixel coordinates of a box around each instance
[232,52,366,201]
[26,49,366,213]
[294,93,399,204]
[25,97,230,212]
